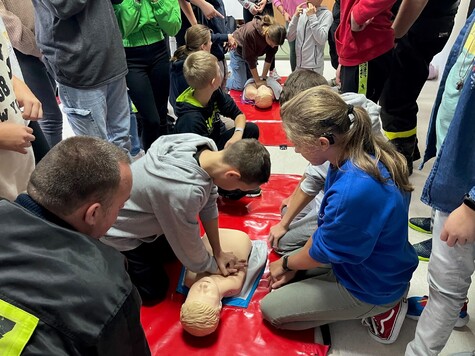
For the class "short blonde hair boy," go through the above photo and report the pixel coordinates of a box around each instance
[184,51,219,90]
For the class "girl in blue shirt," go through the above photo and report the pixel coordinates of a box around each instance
[260,86,418,344]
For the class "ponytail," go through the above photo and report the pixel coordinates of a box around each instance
[256,15,286,46]
[281,86,413,192]
[171,45,188,62]
[342,106,412,192]
[255,15,275,31]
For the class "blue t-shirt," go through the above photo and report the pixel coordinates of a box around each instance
[309,160,418,305]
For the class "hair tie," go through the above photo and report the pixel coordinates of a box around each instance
[347,104,355,124]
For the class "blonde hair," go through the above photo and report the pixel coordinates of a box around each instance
[171,24,211,62]
[255,15,286,46]
[183,51,219,89]
[281,86,413,192]
[180,301,221,337]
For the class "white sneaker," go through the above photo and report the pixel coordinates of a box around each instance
[131,149,145,163]
[268,69,281,82]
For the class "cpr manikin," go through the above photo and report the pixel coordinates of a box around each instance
[244,83,275,109]
[180,229,252,336]
[242,77,282,109]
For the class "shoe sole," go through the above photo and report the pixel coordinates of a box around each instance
[418,256,430,262]
[246,193,262,198]
[367,300,408,344]
[455,315,470,328]
[408,222,432,234]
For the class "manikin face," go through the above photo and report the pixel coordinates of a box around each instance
[187,277,221,309]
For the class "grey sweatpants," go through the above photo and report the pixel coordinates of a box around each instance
[260,268,399,330]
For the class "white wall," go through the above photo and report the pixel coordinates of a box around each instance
[224,0,245,20]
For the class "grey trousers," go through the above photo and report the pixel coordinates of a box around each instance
[406,210,475,355]
[275,192,323,255]
[260,268,399,330]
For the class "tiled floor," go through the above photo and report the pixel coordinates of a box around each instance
[62,58,475,355]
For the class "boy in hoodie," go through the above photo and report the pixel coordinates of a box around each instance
[101,133,271,304]
[268,69,384,255]
[174,51,259,150]
[287,0,333,75]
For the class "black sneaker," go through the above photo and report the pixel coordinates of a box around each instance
[409,217,432,234]
[218,188,247,200]
[245,187,262,198]
[413,238,432,262]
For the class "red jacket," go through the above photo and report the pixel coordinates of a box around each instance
[335,0,396,66]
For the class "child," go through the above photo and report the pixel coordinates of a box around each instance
[260,86,418,344]
[405,12,475,355]
[102,133,271,304]
[174,51,259,150]
[273,0,302,71]
[114,0,182,150]
[0,19,41,201]
[268,69,383,255]
[238,0,281,80]
[226,15,286,91]
[170,24,235,111]
[287,0,333,75]
[335,0,395,102]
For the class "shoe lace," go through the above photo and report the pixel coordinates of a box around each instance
[361,317,380,336]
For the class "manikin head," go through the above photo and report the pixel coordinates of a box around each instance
[244,83,275,109]
[180,277,222,336]
[254,85,274,109]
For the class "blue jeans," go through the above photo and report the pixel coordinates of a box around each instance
[226,50,251,91]
[58,77,131,153]
[128,97,141,156]
[15,50,63,147]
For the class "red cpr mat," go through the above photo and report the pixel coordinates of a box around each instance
[228,80,293,148]
[141,174,329,356]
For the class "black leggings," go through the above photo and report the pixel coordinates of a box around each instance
[122,236,176,305]
[125,40,171,151]
[340,49,393,103]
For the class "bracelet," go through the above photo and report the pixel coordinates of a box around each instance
[282,255,292,272]
[235,127,244,132]
[463,193,475,211]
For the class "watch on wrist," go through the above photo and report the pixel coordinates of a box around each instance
[282,255,292,272]
[463,193,475,211]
